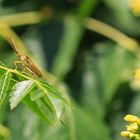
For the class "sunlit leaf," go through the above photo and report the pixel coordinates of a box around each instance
[47,94,64,119]
[10,80,35,109]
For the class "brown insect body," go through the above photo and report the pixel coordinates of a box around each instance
[8,38,42,77]
[20,55,42,77]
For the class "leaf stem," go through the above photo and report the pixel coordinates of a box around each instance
[84,17,140,54]
[0,11,139,55]
[0,11,43,27]
[0,65,32,80]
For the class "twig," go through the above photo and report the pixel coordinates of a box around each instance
[84,17,140,54]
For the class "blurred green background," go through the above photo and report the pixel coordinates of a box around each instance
[1,0,140,140]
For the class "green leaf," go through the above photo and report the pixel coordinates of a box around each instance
[0,71,11,106]
[37,81,68,120]
[41,103,111,140]
[10,80,35,109]
[52,16,84,80]
[94,42,136,103]
[30,88,44,101]
[25,83,64,123]
[23,95,52,124]
[46,94,64,119]
[40,80,68,104]
[0,62,7,78]
[77,0,98,18]
[35,93,63,122]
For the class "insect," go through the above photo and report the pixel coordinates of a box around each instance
[8,38,42,77]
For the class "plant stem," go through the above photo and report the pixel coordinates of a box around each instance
[1,11,139,55]
[84,17,140,54]
[0,12,42,27]
[0,65,32,80]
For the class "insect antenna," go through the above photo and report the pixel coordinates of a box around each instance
[7,37,20,56]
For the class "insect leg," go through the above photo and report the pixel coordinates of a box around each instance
[21,63,27,73]
[14,61,22,69]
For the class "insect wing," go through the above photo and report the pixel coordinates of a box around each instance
[25,56,42,77]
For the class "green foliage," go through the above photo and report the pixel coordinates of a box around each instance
[52,16,83,80]
[0,64,68,124]
[1,0,140,140]
[0,71,11,106]
[10,80,35,109]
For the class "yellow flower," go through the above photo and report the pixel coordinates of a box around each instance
[124,114,138,123]
[129,0,140,15]
[120,131,130,137]
[121,114,140,140]
[134,69,140,80]
[126,123,138,133]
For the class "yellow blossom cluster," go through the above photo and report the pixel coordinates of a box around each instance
[129,0,140,16]
[135,69,140,80]
[121,115,140,140]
